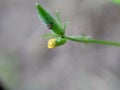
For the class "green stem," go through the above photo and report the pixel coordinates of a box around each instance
[64,36,120,47]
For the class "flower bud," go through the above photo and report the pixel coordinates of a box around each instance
[48,37,67,48]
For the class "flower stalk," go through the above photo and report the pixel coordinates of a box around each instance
[64,36,120,47]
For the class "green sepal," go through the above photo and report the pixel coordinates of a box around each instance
[55,10,62,25]
[41,33,57,39]
[55,37,67,46]
[64,21,69,31]
[36,3,65,35]
[68,35,91,43]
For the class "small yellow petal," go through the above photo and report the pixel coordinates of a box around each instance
[47,45,56,48]
[47,38,56,48]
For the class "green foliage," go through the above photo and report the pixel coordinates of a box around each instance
[36,3,65,36]
[112,0,120,4]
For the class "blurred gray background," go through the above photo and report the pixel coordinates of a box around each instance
[1,0,120,90]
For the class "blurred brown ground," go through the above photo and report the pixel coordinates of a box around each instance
[0,0,120,90]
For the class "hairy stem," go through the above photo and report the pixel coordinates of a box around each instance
[64,36,120,47]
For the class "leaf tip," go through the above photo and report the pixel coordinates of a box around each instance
[35,3,42,9]
[35,3,39,7]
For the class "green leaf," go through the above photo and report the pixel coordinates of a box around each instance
[36,3,65,35]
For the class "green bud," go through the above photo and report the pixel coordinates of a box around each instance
[55,37,67,46]
[36,3,65,35]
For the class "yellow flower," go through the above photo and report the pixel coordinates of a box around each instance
[47,38,56,48]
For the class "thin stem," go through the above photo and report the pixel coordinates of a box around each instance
[64,36,120,47]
